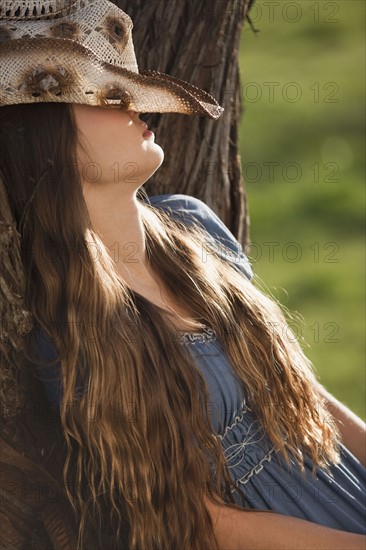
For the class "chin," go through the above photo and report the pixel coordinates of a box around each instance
[147,144,165,173]
[134,141,163,184]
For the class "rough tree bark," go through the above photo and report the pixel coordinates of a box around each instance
[0,1,254,547]
[116,0,252,246]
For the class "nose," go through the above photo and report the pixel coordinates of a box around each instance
[127,109,139,119]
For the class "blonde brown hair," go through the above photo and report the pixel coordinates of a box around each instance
[0,102,341,549]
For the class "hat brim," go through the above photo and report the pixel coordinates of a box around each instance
[0,37,224,119]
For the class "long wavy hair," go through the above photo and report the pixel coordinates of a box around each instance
[0,103,342,549]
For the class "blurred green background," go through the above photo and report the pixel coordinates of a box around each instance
[239,0,365,419]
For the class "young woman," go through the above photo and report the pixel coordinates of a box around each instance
[0,1,365,549]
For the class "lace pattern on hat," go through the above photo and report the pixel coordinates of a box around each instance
[0,1,86,19]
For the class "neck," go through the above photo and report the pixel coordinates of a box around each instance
[84,185,205,332]
[85,187,150,284]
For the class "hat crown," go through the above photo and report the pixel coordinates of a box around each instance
[0,1,82,20]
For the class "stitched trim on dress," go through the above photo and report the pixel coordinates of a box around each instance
[178,326,217,345]
[217,404,252,440]
[231,445,278,489]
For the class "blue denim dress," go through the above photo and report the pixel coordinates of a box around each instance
[34,194,366,535]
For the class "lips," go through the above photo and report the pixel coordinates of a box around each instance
[142,123,149,134]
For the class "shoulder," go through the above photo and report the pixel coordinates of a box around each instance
[144,194,253,281]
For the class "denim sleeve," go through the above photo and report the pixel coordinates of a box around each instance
[33,324,63,409]
[145,194,253,281]
[33,322,86,409]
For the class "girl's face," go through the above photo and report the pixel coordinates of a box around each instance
[72,104,164,192]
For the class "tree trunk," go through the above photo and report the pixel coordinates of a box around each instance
[0,1,253,547]
[0,177,81,549]
[116,0,252,246]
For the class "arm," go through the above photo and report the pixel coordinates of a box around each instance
[205,496,366,550]
[314,382,366,467]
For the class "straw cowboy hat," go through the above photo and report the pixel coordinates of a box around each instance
[0,0,224,118]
